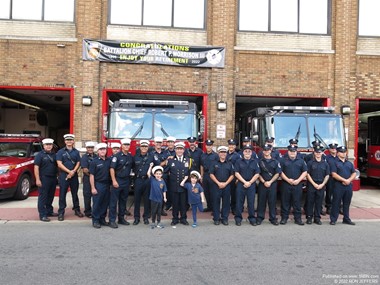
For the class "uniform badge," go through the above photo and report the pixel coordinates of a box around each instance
[171,163,175,167]
[185,162,189,167]
[160,184,164,189]
[193,187,199,193]
[112,157,117,162]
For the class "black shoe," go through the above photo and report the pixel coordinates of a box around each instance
[85,214,92,218]
[295,220,305,226]
[74,210,84,218]
[330,221,336,225]
[100,220,109,226]
[222,220,228,226]
[161,211,168,216]
[58,215,64,221]
[306,218,312,225]
[171,221,178,226]
[93,222,101,229]
[143,219,149,225]
[203,208,211,212]
[271,220,279,226]
[109,222,118,229]
[235,221,241,226]
[133,219,140,225]
[180,220,189,225]
[214,220,220,225]
[118,218,130,225]
[256,220,262,225]
[47,212,59,217]
[40,217,50,222]
[314,220,322,225]
[342,220,355,226]
[250,221,257,226]
[280,219,287,225]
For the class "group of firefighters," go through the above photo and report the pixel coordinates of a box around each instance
[34,133,357,228]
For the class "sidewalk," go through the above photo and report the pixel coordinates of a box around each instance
[1,185,380,222]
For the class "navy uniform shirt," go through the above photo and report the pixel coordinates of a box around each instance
[330,158,355,181]
[185,182,204,204]
[185,147,203,171]
[234,157,260,181]
[133,153,153,179]
[227,151,240,165]
[110,151,133,180]
[168,156,190,192]
[307,158,330,183]
[149,176,167,203]
[56,147,81,171]
[151,149,166,166]
[200,151,219,174]
[89,156,111,184]
[34,150,57,177]
[258,157,282,181]
[209,160,234,182]
[81,153,97,180]
[280,156,307,180]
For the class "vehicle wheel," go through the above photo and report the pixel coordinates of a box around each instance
[14,174,31,200]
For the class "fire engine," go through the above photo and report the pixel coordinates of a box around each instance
[102,99,205,154]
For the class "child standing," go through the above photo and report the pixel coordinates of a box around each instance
[147,163,167,229]
[184,171,206,227]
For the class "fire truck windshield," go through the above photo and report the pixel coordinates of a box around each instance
[108,111,197,140]
[268,115,345,148]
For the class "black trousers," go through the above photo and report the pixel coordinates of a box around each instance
[172,191,187,222]
[151,201,162,223]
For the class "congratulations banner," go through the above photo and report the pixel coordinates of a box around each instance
[83,39,225,68]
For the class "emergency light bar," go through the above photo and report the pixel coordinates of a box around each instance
[272,106,335,112]
[118,99,189,106]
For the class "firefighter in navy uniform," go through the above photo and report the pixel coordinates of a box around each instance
[209,146,235,225]
[109,138,133,228]
[80,141,97,218]
[329,146,356,226]
[34,138,58,222]
[226,139,240,215]
[185,136,203,172]
[238,136,258,159]
[234,145,260,226]
[305,145,330,225]
[258,137,281,160]
[163,136,176,211]
[280,145,308,225]
[200,139,219,212]
[257,144,282,226]
[56,134,84,221]
[151,136,168,216]
[132,139,154,225]
[325,143,338,214]
[89,143,111,228]
[167,142,191,225]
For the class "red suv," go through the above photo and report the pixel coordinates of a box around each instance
[0,134,44,200]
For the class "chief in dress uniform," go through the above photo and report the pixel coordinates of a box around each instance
[56,134,83,221]
[234,145,260,226]
[109,138,133,228]
[80,141,97,218]
[90,143,111,228]
[305,145,330,225]
[209,146,235,225]
[257,144,282,226]
[280,145,308,225]
[200,139,219,212]
[329,146,356,226]
[34,138,58,222]
[167,142,190,225]
[132,140,154,225]
[163,136,176,210]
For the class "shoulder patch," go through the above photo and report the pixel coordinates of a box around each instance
[112,157,117,162]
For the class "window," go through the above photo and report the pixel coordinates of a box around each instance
[109,0,205,29]
[359,0,380,37]
[239,0,330,35]
[0,0,74,22]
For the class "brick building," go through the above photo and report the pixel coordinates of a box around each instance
[0,0,380,167]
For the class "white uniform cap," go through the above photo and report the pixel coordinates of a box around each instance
[166,136,176,142]
[217,146,228,152]
[154,137,163,143]
[85,141,96,148]
[190,170,201,180]
[120,138,131,145]
[152,166,164,174]
[111,142,121,148]
[63,134,75,139]
[95,143,107,151]
[174,142,185,149]
[42,138,54,144]
[139,140,150,146]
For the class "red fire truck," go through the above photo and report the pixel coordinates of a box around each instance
[102,98,206,155]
